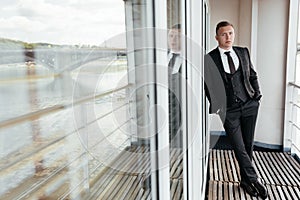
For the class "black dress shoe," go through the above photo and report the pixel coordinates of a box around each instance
[252,178,268,199]
[240,181,258,197]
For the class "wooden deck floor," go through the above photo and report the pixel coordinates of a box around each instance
[88,145,183,200]
[208,149,300,200]
[87,147,300,200]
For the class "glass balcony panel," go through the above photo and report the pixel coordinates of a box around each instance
[0,1,135,199]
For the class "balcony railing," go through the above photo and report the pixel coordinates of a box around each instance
[286,82,300,158]
[0,55,134,199]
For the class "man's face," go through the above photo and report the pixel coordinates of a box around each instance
[168,28,181,52]
[215,25,235,50]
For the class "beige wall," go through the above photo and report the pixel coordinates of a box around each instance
[208,0,252,51]
[255,0,289,145]
[207,0,290,147]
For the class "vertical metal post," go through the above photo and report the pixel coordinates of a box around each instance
[283,0,299,152]
[183,0,207,199]
[154,0,170,199]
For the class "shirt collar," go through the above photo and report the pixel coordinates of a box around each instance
[218,47,233,55]
[170,50,181,55]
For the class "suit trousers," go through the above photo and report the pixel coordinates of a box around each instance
[168,70,182,148]
[223,99,260,183]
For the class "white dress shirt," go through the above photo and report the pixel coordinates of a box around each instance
[218,47,240,73]
[168,51,182,74]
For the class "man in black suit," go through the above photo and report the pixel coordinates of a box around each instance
[204,21,268,199]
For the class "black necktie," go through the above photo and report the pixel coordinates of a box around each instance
[224,51,236,74]
[169,53,179,68]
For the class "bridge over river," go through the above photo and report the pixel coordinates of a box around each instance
[0,47,126,72]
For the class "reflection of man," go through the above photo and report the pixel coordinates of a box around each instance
[168,24,182,148]
[204,21,268,199]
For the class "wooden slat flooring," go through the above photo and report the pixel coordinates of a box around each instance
[88,145,183,200]
[208,149,300,200]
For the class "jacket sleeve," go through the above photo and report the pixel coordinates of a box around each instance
[246,48,262,100]
[204,53,227,114]
[204,54,213,112]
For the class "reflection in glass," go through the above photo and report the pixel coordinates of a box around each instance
[168,0,184,199]
[168,24,182,148]
[296,54,300,85]
[0,1,134,199]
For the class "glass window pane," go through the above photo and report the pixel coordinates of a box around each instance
[168,0,184,199]
[295,54,300,85]
[0,1,134,199]
[293,1,300,156]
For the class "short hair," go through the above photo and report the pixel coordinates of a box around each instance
[215,21,234,35]
[171,23,181,30]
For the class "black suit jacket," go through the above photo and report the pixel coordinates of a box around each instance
[204,46,262,115]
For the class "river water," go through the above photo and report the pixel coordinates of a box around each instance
[0,56,131,198]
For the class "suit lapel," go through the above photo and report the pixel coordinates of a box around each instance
[210,48,228,83]
[233,47,247,76]
[233,47,244,66]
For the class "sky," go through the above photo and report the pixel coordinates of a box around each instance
[0,0,126,47]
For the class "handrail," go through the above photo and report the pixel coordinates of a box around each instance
[288,82,300,89]
[289,121,300,131]
[0,102,130,171]
[0,105,65,130]
[291,142,300,154]
[0,83,132,130]
[71,84,132,107]
[288,81,300,156]
[291,102,300,109]
[0,73,61,84]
